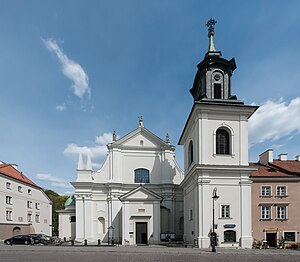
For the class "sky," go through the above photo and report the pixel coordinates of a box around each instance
[1,0,300,195]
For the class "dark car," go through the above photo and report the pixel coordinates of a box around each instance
[4,235,34,245]
[28,234,53,245]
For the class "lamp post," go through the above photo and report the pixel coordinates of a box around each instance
[211,187,219,252]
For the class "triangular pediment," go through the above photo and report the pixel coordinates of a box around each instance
[109,126,172,150]
[119,186,162,202]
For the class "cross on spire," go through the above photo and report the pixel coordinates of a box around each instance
[205,18,217,36]
[205,18,219,54]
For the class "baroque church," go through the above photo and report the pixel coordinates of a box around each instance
[58,20,258,249]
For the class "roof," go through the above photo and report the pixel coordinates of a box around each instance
[270,160,300,174]
[0,164,39,188]
[250,160,300,178]
[65,195,76,207]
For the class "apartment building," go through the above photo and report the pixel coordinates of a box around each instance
[0,162,52,239]
[251,150,300,247]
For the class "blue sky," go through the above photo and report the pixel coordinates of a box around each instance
[1,0,300,194]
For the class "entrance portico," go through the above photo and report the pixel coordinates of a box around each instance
[119,186,162,245]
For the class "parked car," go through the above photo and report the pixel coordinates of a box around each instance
[28,234,53,245]
[4,235,34,245]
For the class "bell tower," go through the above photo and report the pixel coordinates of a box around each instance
[179,19,258,249]
[190,18,237,102]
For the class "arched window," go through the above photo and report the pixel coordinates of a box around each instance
[134,168,150,183]
[224,230,236,242]
[188,141,194,166]
[12,226,21,236]
[216,128,230,155]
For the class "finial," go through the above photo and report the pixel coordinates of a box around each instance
[205,18,217,52]
[86,154,92,170]
[166,133,170,145]
[139,116,144,127]
[77,152,84,170]
[112,131,117,142]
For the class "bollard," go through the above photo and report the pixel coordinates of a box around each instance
[63,237,66,242]
[84,239,87,246]
[71,240,74,246]
[98,239,101,245]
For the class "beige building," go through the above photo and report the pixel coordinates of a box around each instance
[251,150,300,247]
[0,162,52,240]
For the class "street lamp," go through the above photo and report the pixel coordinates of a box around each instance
[211,187,219,252]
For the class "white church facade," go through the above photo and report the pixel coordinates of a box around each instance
[71,120,184,245]
[59,20,257,249]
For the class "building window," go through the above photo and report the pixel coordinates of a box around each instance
[6,196,12,205]
[188,141,194,166]
[18,186,22,193]
[276,186,287,197]
[27,201,32,209]
[6,211,12,221]
[134,168,150,183]
[189,209,193,221]
[261,186,272,197]
[216,128,230,155]
[27,213,32,222]
[284,232,296,242]
[6,182,11,189]
[35,203,40,210]
[276,206,287,220]
[35,214,40,223]
[261,205,271,220]
[224,230,236,242]
[28,189,32,195]
[221,205,231,219]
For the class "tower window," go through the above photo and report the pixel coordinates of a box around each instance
[188,141,194,166]
[216,128,230,154]
[214,83,222,99]
[134,168,150,183]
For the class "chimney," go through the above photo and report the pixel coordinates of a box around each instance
[278,153,288,161]
[259,149,273,165]
[296,155,300,161]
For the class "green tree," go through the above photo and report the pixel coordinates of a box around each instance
[44,189,69,236]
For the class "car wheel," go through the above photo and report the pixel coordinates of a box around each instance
[24,240,29,245]
[6,240,11,245]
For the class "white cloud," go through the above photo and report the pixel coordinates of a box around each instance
[36,173,72,189]
[63,132,115,169]
[42,38,91,99]
[55,104,66,111]
[63,143,107,158]
[95,133,113,145]
[249,97,300,147]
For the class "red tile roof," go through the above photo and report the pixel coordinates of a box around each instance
[270,160,300,174]
[250,163,293,177]
[0,164,39,188]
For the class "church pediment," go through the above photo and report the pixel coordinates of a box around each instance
[119,186,162,202]
[108,126,173,150]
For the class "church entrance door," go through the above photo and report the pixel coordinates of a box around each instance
[136,222,148,245]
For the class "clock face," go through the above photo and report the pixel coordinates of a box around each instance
[214,74,221,81]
